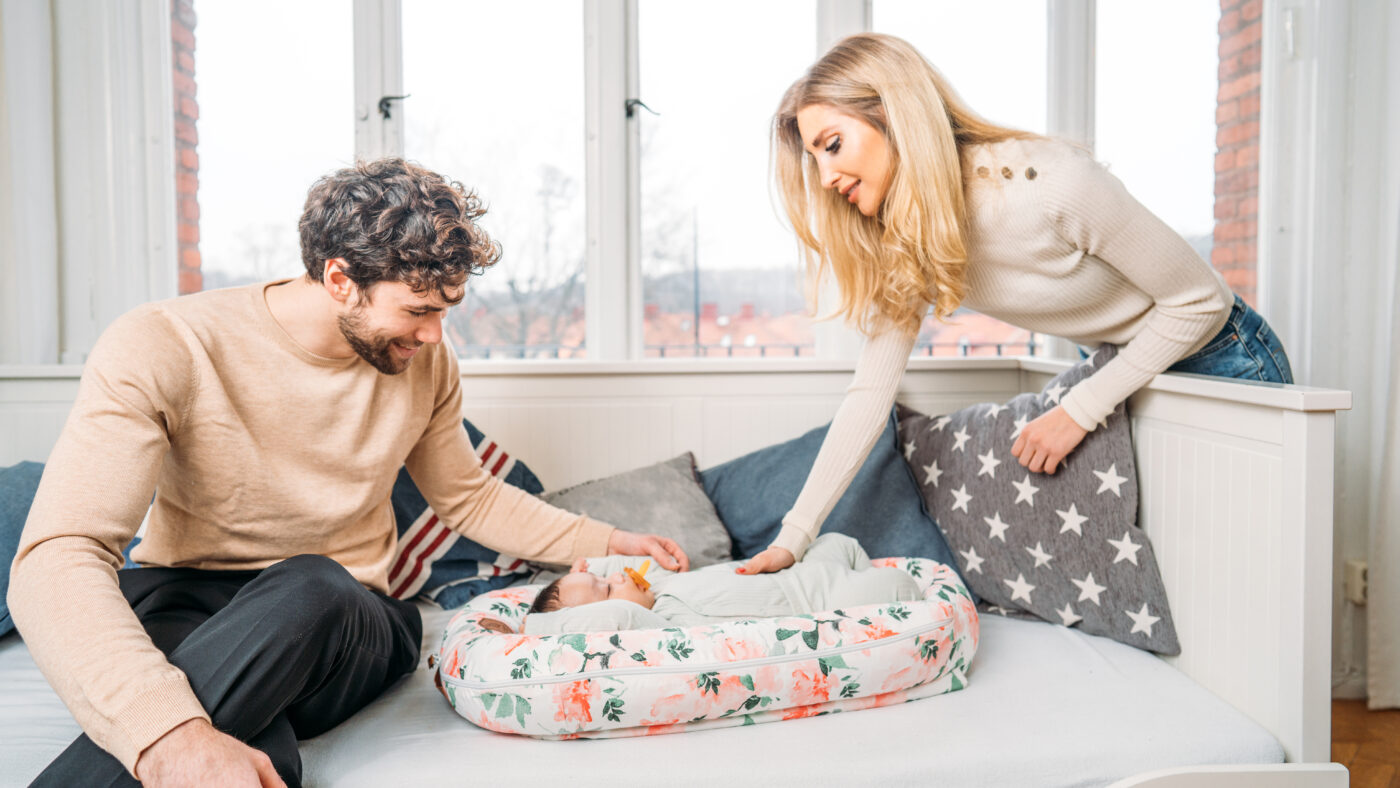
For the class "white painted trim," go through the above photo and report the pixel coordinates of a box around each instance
[809,0,872,361]
[353,0,404,161]
[1042,0,1096,362]
[1046,0,1096,150]
[0,0,61,365]
[1107,762,1349,788]
[583,0,638,361]
[816,0,870,55]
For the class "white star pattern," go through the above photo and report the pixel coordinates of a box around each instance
[960,547,984,574]
[903,441,916,460]
[1012,475,1040,507]
[1126,604,1161,636]
[1025,541,1053,568]
[1011,415,1029,441]
[1055,503,1089,536]
[1093,464,1128,497]
[922,459,943,488]
[986,605,1013,616]
[1108,531,1142,565]
[1056,603,1083,627]
[1004,573,1035,604]
[976,449,1001,478]
[1072,573,1107,605]
[951,427,971,452]
[928,415,951,432]
[985,402,1006,419]
[950,485,973,513]
[1044,381,1067,405]
[983,512,1010,542]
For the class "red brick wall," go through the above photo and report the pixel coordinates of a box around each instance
[1214,0,1261,305]
[173,0,201,294]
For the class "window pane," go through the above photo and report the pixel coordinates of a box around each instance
[1097,1,1219,258]
[196,0,353,290]
[638,1,817,358]
[403,1,586,359]
[873,1,1046,135]
[874,1,1045,356]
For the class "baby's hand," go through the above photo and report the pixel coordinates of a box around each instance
[736,546,795,575]
[570,557,589,574]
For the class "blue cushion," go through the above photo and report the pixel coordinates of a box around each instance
[698,408,972,600]
[0,461,45,637]
[388,418,543,608]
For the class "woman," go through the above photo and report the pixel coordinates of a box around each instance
[737,33,1292,575]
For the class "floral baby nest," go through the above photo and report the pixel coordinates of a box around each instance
[433,557,979,739]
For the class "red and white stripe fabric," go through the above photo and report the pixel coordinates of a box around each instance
[387,438,527,600]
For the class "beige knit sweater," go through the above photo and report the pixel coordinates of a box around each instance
[7,282,615,774]
[770,138,1233,560]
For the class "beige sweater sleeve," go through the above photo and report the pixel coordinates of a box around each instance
[403,346,615,565]
[1048,153,1233,429]
[6,306,210,776]
[770,322,916,560]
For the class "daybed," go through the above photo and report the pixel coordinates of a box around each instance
[0,356,1352,786]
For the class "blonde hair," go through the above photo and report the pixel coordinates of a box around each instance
[773,33,1038,334]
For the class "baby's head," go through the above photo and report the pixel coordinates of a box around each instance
[528,569,656,614]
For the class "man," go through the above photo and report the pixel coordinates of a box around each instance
[8,159,688,787]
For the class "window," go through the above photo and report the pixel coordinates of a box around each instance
[1097,1,1220,272]
[637,0,816,358]
[403,1,588,359]
[873,0,1045,357]
[195,0,354,291]
[175,1,1246,363]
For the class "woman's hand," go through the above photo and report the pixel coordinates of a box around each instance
[1010,405,1089,475]
[607,530,690,572]
[736,546,795,575]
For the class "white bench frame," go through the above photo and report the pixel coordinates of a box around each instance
[0,356,1353,785]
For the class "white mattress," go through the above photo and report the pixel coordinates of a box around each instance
[0,605,1283,787]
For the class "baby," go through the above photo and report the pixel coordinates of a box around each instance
[523,533,921,634]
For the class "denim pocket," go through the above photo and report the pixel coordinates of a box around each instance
[1254,322,1295,384]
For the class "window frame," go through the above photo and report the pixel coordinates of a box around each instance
[345,0,1100,363]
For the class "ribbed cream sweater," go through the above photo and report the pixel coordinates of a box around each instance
[770,138,1232,560]
[7,282,615,774]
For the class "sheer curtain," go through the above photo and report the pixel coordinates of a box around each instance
[1371,211,1400,708]
[1261,0,1399,706]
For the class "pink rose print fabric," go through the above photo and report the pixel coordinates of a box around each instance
[434,557,978,738]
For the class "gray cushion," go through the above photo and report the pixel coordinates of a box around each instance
[538,453,732,571]
[896,346,1179,654]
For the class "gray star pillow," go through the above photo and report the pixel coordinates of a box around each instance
[896,346,1179,655]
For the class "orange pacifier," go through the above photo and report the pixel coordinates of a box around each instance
[623,560,651,591]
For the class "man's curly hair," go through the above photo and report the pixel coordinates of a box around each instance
[298,158,501,300]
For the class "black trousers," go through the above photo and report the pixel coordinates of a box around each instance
[31,554,422,788]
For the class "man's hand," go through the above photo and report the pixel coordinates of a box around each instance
[1010,405,1089,475]
[736,546,795,575]
[606,530,690,572]
[135,718,285,788]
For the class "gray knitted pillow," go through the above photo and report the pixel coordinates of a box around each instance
[537,453,733,572]
[896,346,1179,654]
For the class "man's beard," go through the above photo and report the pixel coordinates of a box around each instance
[337,306,416,375]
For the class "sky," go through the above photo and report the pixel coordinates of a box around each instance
[195,1,1221,291]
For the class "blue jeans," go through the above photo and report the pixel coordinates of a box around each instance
[1076,295,1294,384]
[1166,295,1294,383]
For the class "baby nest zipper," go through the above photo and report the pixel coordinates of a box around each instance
[441,615,953,691]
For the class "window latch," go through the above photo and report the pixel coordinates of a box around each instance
[625,98,659,118]
[378,94,412,120]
